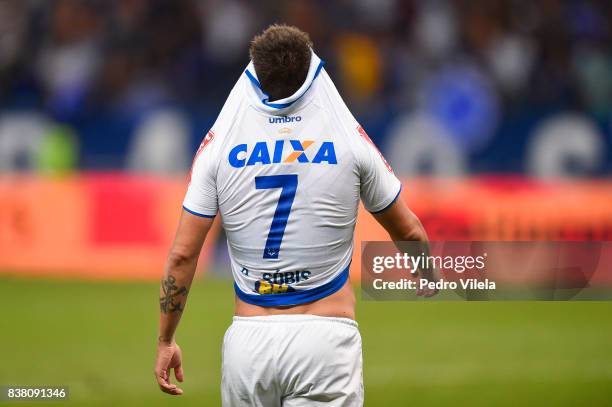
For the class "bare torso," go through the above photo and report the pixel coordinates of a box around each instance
[234,278,356,320]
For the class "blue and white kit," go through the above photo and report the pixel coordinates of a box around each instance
[183,50,401,307]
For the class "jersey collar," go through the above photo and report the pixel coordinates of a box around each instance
[244,49,325,114]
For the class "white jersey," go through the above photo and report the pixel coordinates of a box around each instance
[183,51,401,306]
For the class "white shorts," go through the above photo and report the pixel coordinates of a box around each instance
[221,314,364,407]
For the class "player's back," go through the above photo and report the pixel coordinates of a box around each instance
[184,52,400,307]
[218,90,358,301]
[172,26,405,407]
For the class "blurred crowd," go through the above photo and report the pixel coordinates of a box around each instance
[0,0,611,176]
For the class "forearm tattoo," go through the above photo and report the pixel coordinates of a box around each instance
[160,275,188,313]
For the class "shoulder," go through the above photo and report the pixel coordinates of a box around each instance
[212,80,246,136]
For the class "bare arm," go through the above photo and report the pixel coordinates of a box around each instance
[373,198,438,297]
[159,210,214,342]
[372,198,428,242]
[155,210,214,395]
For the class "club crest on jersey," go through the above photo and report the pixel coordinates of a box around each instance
[228,140,337,168]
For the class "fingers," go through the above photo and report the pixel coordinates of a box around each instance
[171,345,184,382]
[416,287,438,297]
[155,368,184,395]
[175,364,184,383]
[155,345,184,396]
[423,288,438,298]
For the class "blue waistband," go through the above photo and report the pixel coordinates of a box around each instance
[234,263,350,307]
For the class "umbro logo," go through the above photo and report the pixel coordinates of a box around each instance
[269,116,302,124]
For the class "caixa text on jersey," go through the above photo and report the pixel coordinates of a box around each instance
[229,140,337,167]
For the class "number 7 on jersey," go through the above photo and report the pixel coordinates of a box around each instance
[255,174,298,259]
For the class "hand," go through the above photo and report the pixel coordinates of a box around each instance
[416,284,438,298]
[416,268,440,298]
[154,339,184,395]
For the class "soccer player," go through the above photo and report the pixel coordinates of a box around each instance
[154,24,435,406]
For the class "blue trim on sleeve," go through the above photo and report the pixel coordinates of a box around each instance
[245,59,325,110]
[369,184,403,214]
[234,262,350,307]
[182,205,216,218]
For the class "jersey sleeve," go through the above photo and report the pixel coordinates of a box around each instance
[355,125,402,213]
[317,71,401,213]
[182,131,218,218]
[182,78,244,217]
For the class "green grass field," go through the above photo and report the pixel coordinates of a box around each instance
[1,276,612,406]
